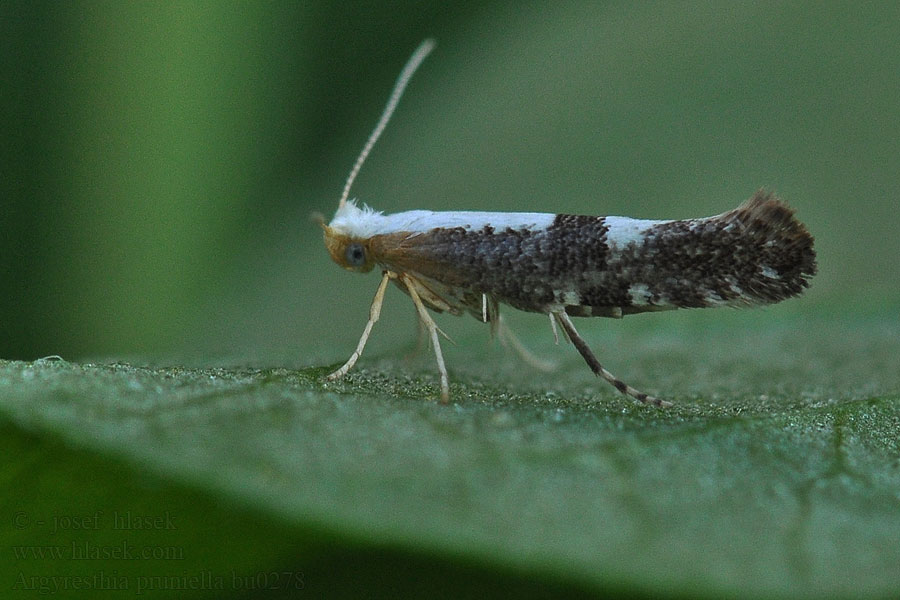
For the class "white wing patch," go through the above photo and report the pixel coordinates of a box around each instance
[760,265,779,279]
[627,283,652,305]
[328,200,556,238]
[604,216,669,248]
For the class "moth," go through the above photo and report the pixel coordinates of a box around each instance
[321,40,816,406]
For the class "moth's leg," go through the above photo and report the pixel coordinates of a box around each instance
[553,311,670,407]
[482,293,500,337]
[403,274,450,403]
[497,314,555,372]
[327,271,393,381]
[548,312,560,345]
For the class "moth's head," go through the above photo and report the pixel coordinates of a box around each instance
[320,200,384,273]
[321,222,376,273]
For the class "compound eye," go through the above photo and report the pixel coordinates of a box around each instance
[345,242,367,267]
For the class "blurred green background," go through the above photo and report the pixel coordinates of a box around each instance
[3,0,898,364]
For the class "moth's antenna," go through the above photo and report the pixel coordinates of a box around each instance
[338,39,436,209]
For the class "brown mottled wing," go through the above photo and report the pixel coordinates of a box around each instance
[369,191,816,319]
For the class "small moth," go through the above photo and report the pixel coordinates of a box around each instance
[321,39,816,406]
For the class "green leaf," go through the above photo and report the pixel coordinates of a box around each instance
[2,312,899,599]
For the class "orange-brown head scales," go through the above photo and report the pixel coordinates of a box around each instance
[322,224,377,273]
